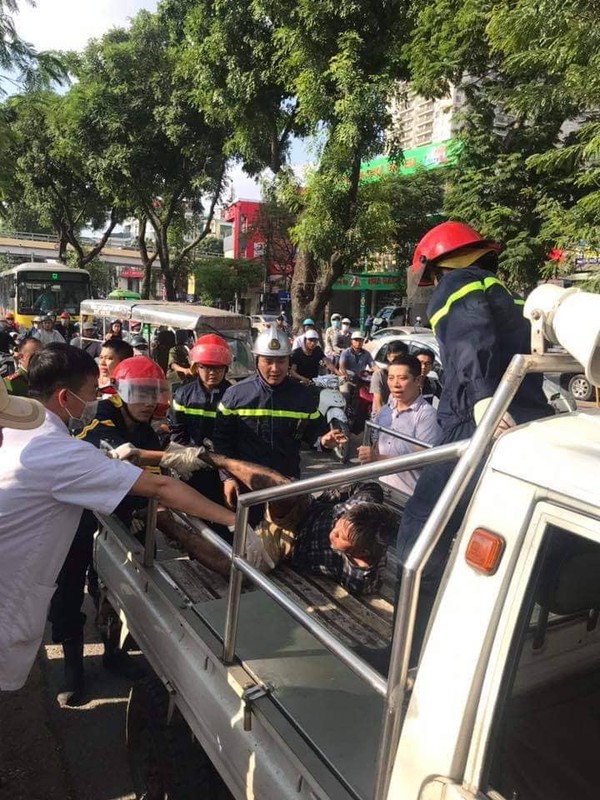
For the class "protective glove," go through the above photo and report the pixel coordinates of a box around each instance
[474,398,515,437]
[228,524,275,571]
[104,442,141,465]
[159,442,212,479]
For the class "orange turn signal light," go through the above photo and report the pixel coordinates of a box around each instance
[465,528,505,575]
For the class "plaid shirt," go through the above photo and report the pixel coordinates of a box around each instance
[290,483,386,596]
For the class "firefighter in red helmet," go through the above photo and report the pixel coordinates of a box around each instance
[394,221,553,661]
[168,334,232,526]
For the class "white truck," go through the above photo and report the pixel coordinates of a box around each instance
[93,285,600,800]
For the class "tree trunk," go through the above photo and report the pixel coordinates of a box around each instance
[290,249,345,331]
[163,270,177,301]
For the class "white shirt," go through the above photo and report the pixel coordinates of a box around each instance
[0,410,142,690]
[374,395,440,496]
[33,328,65,345]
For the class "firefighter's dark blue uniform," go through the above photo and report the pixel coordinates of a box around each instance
[429,265,550,435]
[397,266,553,610]
[49,396,161,645]
[214,373,322,479]
[168,377,229,509]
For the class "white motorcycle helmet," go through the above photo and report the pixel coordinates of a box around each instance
[252,324,292,356]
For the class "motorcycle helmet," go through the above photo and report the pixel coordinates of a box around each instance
[341,317,351,325]
[302,318,315,327]
[252,324,292,357]
[408,221,500,299]
[111,356,170,405]
[330,313,342,321]
[350,331,365,340]
[189,334,231,366]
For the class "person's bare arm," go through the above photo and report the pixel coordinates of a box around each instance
[157,509,230,576]
[289,364,310,385]
[130,471,235,527]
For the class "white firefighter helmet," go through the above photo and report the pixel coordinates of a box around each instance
[252,324,292,357]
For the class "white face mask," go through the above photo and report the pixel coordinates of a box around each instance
[342,323,350,331]
[65,390,98,433]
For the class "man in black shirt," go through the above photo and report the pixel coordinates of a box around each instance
[290,329,340,385]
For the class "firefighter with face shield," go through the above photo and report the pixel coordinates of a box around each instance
[213,325,346,522]
[168,335,232,531]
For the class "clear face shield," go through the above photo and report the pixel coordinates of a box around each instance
[406,259,432,301]
[114,378,171,406]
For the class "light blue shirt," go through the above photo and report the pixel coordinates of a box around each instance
[374,394,440,495]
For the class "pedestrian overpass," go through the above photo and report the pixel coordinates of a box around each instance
[0,232,146,267]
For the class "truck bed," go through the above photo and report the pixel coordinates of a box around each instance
[161,551,396,649]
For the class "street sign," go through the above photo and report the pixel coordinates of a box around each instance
[277,290,291,303]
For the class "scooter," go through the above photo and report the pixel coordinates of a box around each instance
[341,370,374,435]
[312,374,351,462]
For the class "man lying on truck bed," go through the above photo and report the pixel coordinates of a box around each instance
[179,452,398,596]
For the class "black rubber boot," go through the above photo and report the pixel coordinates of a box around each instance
[102,629,145,681]
[57,635,86,707]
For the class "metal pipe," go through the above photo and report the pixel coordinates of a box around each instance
[371,353,536,800]
[222,504,249,664]
[143,498,158,568]
[364,420,435,450]
[236,442,467,509]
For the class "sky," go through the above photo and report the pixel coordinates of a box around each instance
[14,0,290,200]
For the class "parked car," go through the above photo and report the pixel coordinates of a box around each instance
[250,314,279,337]
[371,305,407,333]
[370,325,432,340]
[365,331,577,414]
[559,370,595,402]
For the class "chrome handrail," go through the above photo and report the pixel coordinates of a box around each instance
[220,442,468,678]
[363,419,434,450]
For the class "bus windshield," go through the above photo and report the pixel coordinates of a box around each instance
[17,270,91,315]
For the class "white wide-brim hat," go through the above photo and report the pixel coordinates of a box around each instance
[0,380,45,430]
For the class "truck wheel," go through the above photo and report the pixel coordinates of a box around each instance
[567,373,593,402]
[332,420,351,463]
[126,675,230,800]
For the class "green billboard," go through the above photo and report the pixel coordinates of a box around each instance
[360,139,461,182]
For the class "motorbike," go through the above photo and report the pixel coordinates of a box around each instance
[340,370,374,436]
[312,374,351,463]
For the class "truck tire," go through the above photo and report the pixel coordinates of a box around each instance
[126,674,231,800]
[331,420,351,463]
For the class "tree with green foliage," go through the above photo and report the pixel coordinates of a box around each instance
[169,0,415,325]
[69,11,229,300]
[0,0,66,95]
[1,90,123,266]
[191,256,263,307]
[405,0,591,291]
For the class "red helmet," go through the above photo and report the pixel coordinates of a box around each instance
[111,356,170,405]
[60,311,70,319]
[407,221,500,299]
[189,334,231,366]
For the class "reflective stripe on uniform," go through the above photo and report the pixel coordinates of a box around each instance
[172,401,217,418]
[217,403,320,421]
[429,276,520,332]
[75,418,115,439]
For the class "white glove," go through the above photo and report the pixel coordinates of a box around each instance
[106,442,141,464]
[159,442,212,479]
[228,524,275,571]
[474,398,515,437]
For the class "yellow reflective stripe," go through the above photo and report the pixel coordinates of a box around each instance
[429,280,485,332]
[75,418,115,439]
[217,403,320,421]
[172,401,216,418]
[429,276,522,331]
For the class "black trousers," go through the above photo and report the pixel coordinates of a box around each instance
[49,511,96,643]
